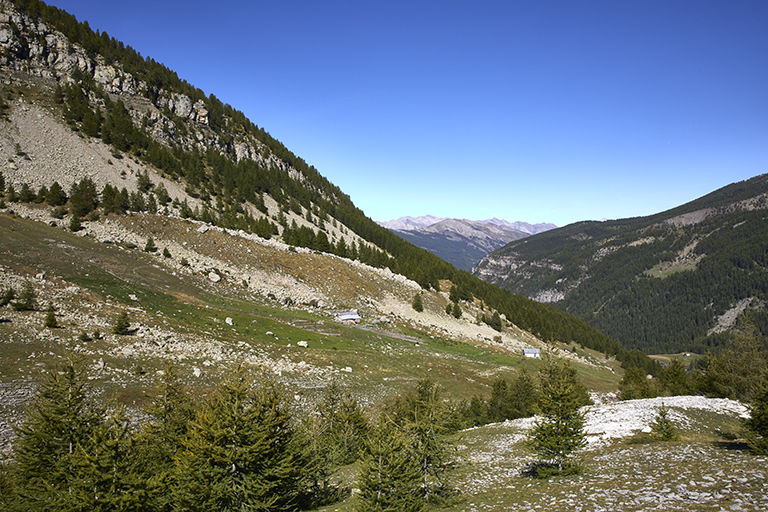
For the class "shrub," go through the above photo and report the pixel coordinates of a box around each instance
[411,293,423,312]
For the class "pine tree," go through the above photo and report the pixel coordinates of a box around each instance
[527,358,588,477]
[744,372,768,455]
[702,321,766,402]
[11,281,36,311]
[10,358,105,510]
[451,302,462,319]
[172,368,301,511]
[134,365,196,510]
[650,404,679,441]
[66,403,146,510]
[113,310,130,335]
[0,287,15,307]
[356,416,426,512]
[46,181,67,206]
[384,379,456,502]
[44,302,57,328]
[144,237,158,253]
[69,213,82,232]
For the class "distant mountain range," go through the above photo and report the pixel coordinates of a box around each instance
[378,216,556,271]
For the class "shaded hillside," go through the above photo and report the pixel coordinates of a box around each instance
[474,174,768,354]
[0,0,639,364]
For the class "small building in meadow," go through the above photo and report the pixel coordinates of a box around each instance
[523,348,541,359]
[334,310,361,324]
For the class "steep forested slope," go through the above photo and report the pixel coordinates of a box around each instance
[474,174,768,354]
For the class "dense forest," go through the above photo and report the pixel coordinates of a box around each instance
[476,174,768,355]
[0,0,659,370]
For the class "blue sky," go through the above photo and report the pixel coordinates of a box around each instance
[50,1,768,227]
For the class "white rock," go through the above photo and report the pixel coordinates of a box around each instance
[297,341,308,348]
[208,272,221,283]
[225,317,234,326]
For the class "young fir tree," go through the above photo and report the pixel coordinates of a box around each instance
[171,368,302,511]
[384,378,456,502]
[527,358,588,477]
[144,236,158,253]
[69,213,82,232]
[356,416,426,512]
[295,381,367,509]
[9,358,105,510]
[317,379,368,466]
[113,310,131,335]
[744,372,768,455]
[0,286,15,307]
[44,302,57,328]
[650,403,679,441]
[66,403,146,510]
[46,181,67,206]
[11,281,36,311]
[702,320,767,402]
[134,365,196,511]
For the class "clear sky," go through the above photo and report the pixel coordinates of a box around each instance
[48,0,768,227]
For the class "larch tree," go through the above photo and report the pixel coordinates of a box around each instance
[527,358,588,477]
[171,367,302,511]
[9,358,105,510]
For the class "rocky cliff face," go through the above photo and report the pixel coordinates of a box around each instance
[0,0,305,186]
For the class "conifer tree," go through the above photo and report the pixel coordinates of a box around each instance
[66,403,147,510]
[384,379,456,502]
[319,380,368,466]
[69,213,82,232]
[11,281,36,311]
[144,236,158,253]
[744,372,768,455]
[527,358,588,477]
[0,286,15,307]
[113,310,130,335]
[701,320,766,402]
[10,358,105,510]
[650,404,679,441]
[44,302,57,328]
[356,416,426,512]
[172,368,301,511]
[135,365,196,510]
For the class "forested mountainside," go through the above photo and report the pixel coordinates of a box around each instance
[473,174,768,355]
[0,0,649,365]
